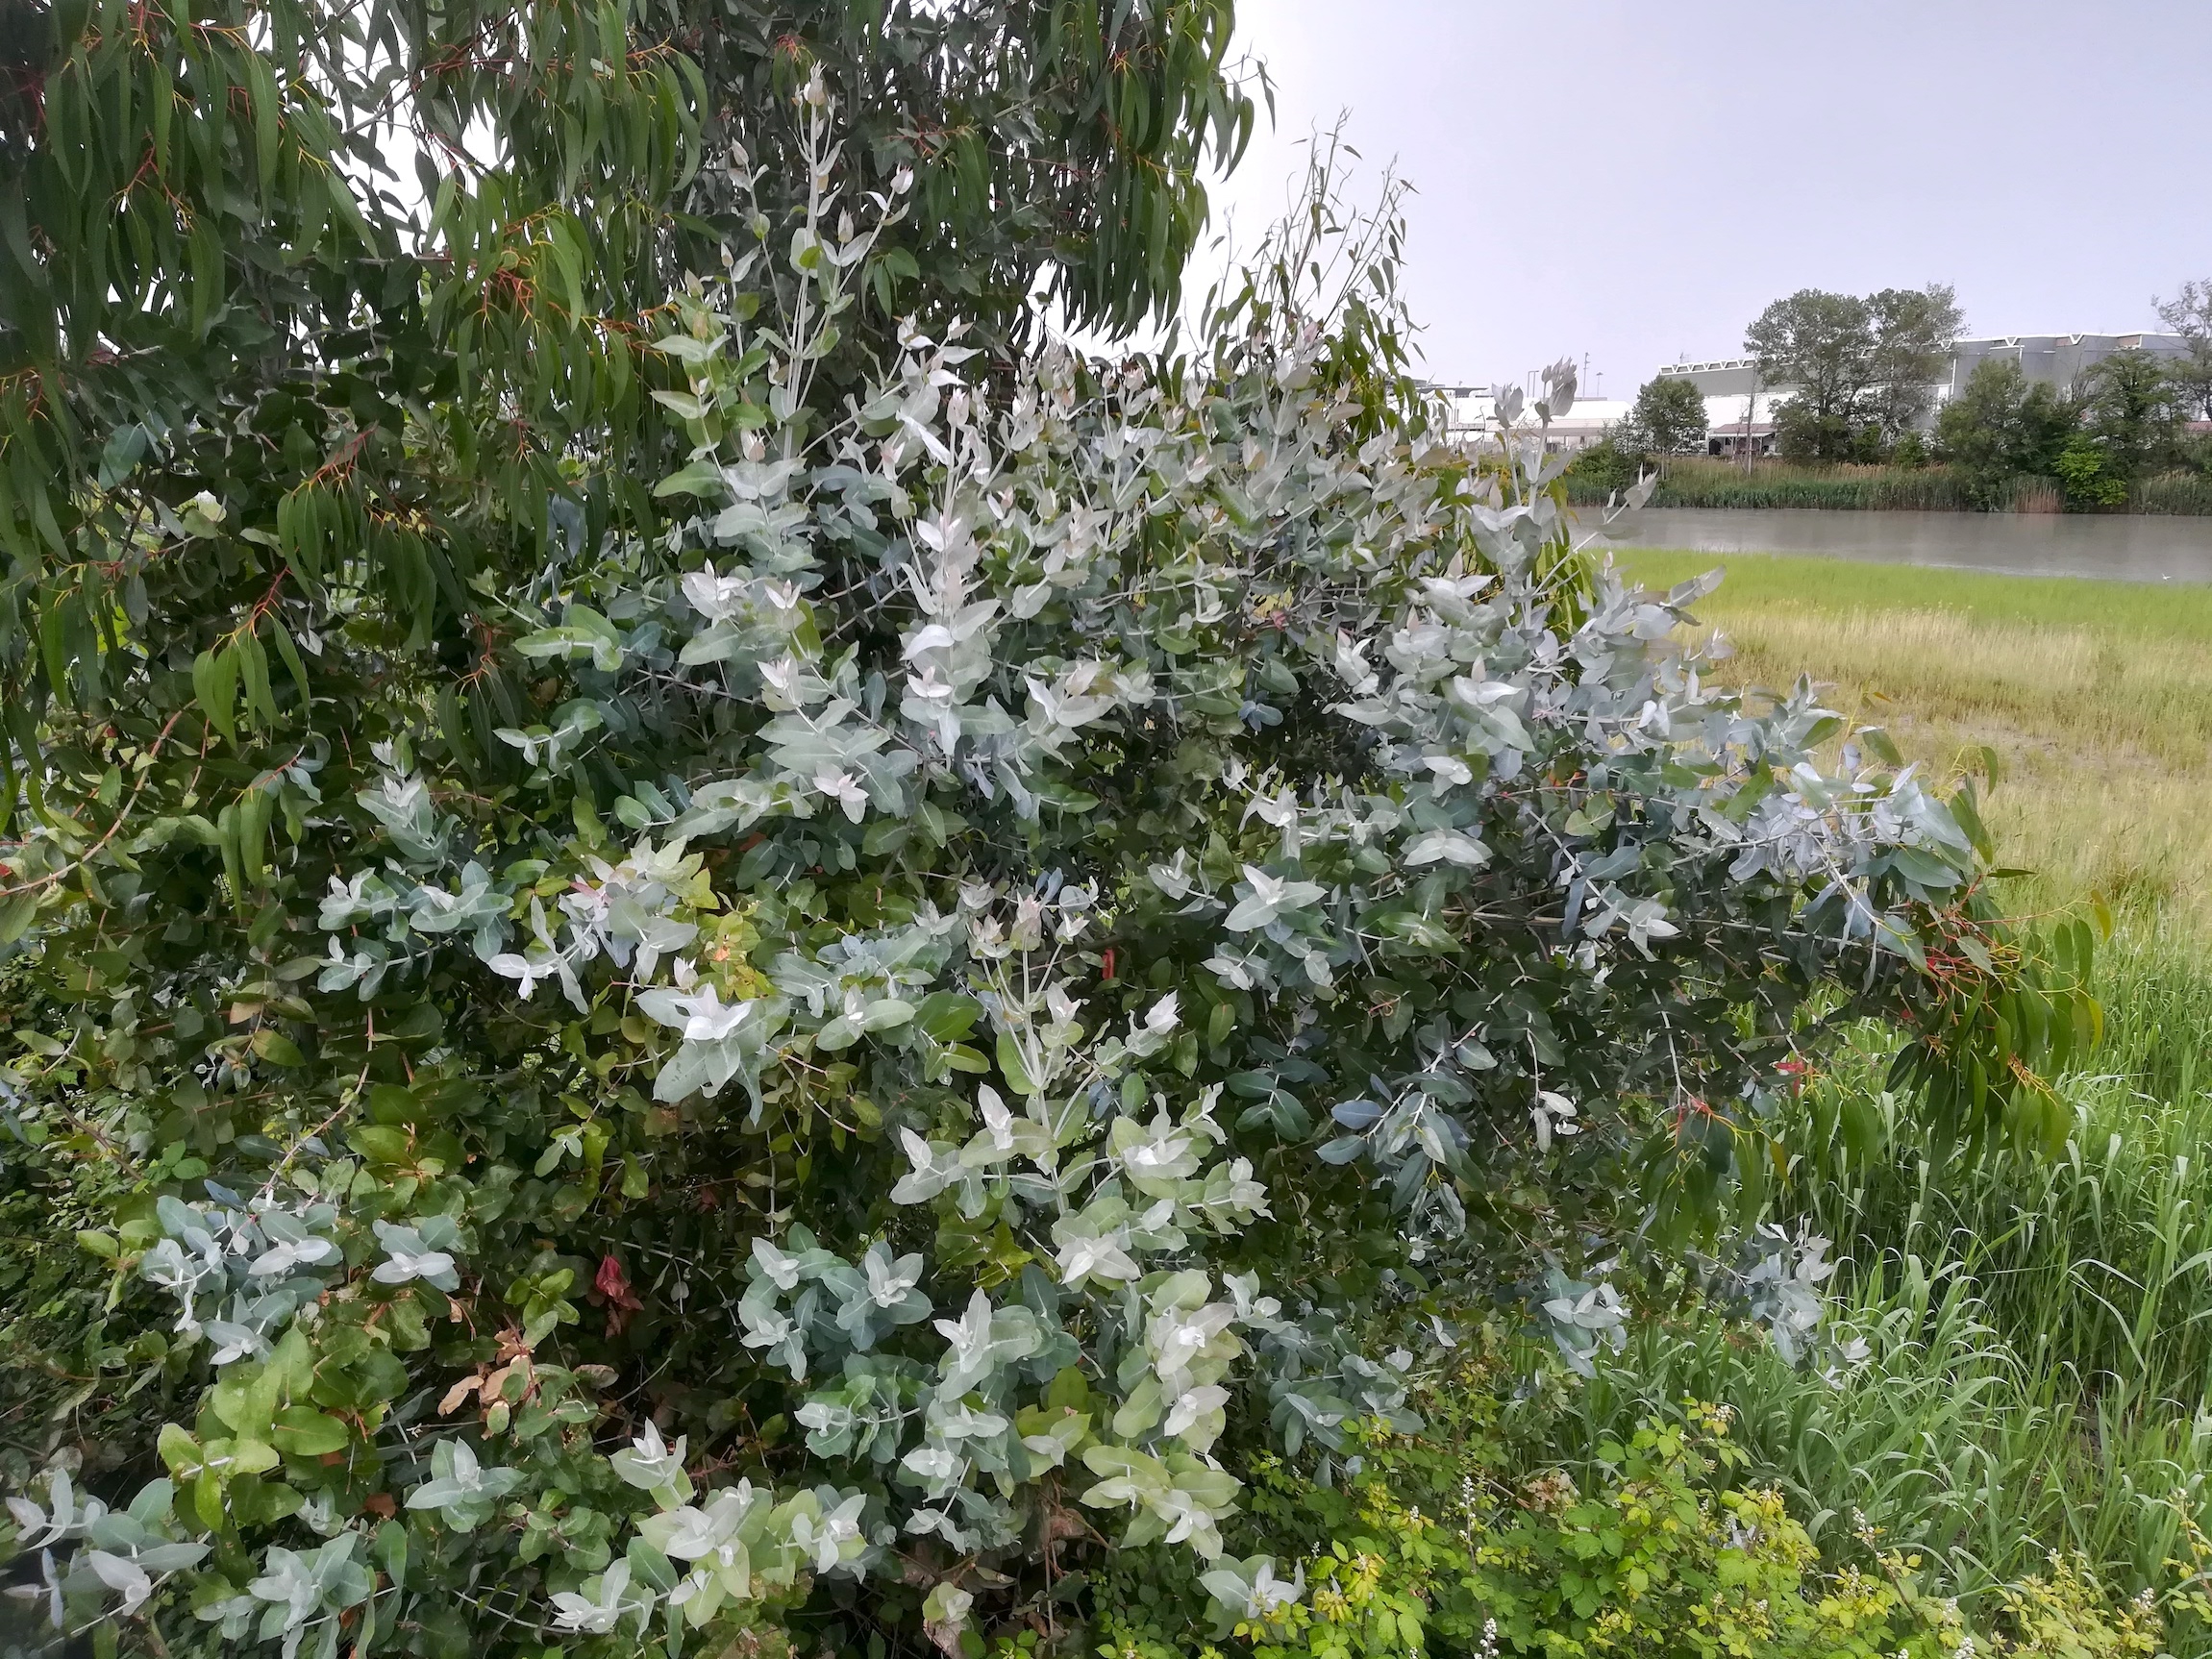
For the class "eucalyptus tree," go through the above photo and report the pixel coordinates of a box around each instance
[0,0,1251,755]
[0,16,2093,1659]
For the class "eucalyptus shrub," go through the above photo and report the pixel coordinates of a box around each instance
[0,82,2093,1659]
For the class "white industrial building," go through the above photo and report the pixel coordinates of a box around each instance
[1428,384,1632,454]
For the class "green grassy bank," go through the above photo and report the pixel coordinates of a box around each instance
[1587,549,2212,1646]
[1617,548,2212,933]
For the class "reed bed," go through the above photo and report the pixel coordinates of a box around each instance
[1567,458,1978,510]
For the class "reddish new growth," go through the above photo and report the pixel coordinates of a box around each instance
[593,1252,645,1339]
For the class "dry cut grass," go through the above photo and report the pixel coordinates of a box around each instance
[1614,549,2212,932]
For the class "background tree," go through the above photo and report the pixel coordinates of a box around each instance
[0,0,1255,700]
[1745,288,1875,460]
[2080,349,2183,483]
[1614,375,1710,456]
[2154,278,2212,421]
[1865,284,1965,442]
[1747,284,1959,461]
[1934,359,2077,507]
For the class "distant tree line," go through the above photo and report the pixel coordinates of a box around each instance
[1934,350,2200,507]
[1575,277,2212,509]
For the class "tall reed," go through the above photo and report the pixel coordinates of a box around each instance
[1587,928,2212,1646]
[1566,458,1976,511]
[1584,1253,2212,1614]
[2132,471,2212,516]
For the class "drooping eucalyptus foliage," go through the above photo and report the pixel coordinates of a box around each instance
[0,14,2099,1659]
[0,0,1250,726]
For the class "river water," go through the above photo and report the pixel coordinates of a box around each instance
[1584,506,2212,583]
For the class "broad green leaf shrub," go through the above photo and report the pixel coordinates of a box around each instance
[1095,1350,2174,1659]
[0,74,2094,1659]
[1114,1412,1963,1658]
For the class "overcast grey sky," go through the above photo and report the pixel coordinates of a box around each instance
[1208,1,2212,397]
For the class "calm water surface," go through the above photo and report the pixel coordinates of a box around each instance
[1588,506,2212,583]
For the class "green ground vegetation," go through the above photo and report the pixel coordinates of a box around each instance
[1614,549,2212,929]
[1565,454,2212,515]
[1558,546,2212,1653]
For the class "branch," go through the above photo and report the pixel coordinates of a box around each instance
[0,707,187,902]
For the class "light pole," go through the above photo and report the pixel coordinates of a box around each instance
[1738,361,1764,474]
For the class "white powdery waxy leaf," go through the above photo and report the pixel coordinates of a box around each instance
[371,1221,459,1290]
[1056,1226,1141,1289]
[1404,830,1488,868]
[890,1129,957,1204]
[610,1421,689,1492]
[210,134,2009,1638]
[83,1550,153,1616]
[1530,1091,1580,1152]
[551,1561,652,1635]
[750,1236,804,1292]
[1224,864,1324,931]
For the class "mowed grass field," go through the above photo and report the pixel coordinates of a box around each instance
[1615,549,2212,933]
